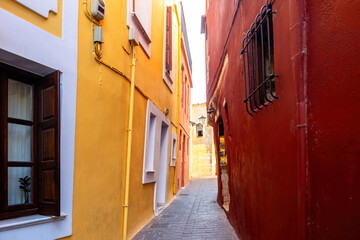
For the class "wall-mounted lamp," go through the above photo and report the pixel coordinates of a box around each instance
[198,115,206,126]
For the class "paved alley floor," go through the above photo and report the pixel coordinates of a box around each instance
[132,177,238,240]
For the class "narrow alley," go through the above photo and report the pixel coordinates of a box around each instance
[133,177,238,240]
[0,0,359,239]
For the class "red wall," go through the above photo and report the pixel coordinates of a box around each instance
[206,0,360,239]
[206,0,301,239]
[306,0,360,238]
[176,37,192,193]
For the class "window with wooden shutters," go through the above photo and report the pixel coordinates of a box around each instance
[0,63,60,220]
[166,6,172,71]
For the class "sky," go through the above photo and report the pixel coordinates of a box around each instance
[181,0,206,104]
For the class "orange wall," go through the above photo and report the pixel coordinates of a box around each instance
[176,36,192,193]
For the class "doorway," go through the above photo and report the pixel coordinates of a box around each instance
[181,134,186,187]
[218,120,230,211]
[154,121,169,215]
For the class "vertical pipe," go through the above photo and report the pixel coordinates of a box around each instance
[122,44,136,240]
[297,0,308,239]
[174,2,181,195]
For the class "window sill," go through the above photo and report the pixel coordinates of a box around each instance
[0,214,66,232]
[163,71,173,93]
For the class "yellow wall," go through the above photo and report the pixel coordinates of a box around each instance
[127,2,180,237]
[190,103,216,177]
[62,0,180,239]
[0,0,63,37]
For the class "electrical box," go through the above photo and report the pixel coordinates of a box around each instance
[93,26,103,43]
[128,27,139,46]
[91,0,105,21]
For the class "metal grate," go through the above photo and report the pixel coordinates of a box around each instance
[241,0,279,116]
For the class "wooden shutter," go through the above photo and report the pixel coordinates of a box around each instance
[166,6,173,71]
[37,71,60,216]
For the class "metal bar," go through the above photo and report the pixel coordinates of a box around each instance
[260,10,272,103]
[246,31,256,114]
[266,7,278,99]
[241,9,268,50]
[242,37,253,116]
[249,79,269,97]
[250,24,260,111]
[255,14,264,107]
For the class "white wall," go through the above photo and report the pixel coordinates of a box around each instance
[0,0,78,238]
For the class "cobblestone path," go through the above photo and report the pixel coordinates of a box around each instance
[132,177,238,240]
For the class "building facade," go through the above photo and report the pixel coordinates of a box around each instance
[190,103,216,178]
[69,0,181,239]
[0,0,186,239]
[175,3,192,194]
[0,0,78,239]
[204,0,360,239]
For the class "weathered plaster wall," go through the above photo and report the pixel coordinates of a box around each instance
[206,0,360,239]
[306,0,360,238]
[206,0,300,239]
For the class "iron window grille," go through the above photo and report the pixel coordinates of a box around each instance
[241,0,278,116]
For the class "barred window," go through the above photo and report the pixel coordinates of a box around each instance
[241,1,278,116]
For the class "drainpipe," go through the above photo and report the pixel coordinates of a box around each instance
[173,3,181,195]
[297,0,308,239]
[82,2,134,238]
[122,43,137,240]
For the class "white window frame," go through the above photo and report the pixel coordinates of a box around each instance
[142,100,170,184]
[127,0,152,57]
[170,131,177,167]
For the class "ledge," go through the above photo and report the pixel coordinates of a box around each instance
[163,71,174,93]
[0,214,67,232]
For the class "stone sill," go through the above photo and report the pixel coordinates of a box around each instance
[0,214,67,232]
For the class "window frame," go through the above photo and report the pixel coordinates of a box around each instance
[240,2,278,116]
[163,4,175,92]
[0,63,60,221]
[170,131,177,167]
[142,100,170,184]
[165,6,173,72]
[127,0,153,56]
[196,124,203,138]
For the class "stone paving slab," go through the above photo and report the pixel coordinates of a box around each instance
[132,177,238,240]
